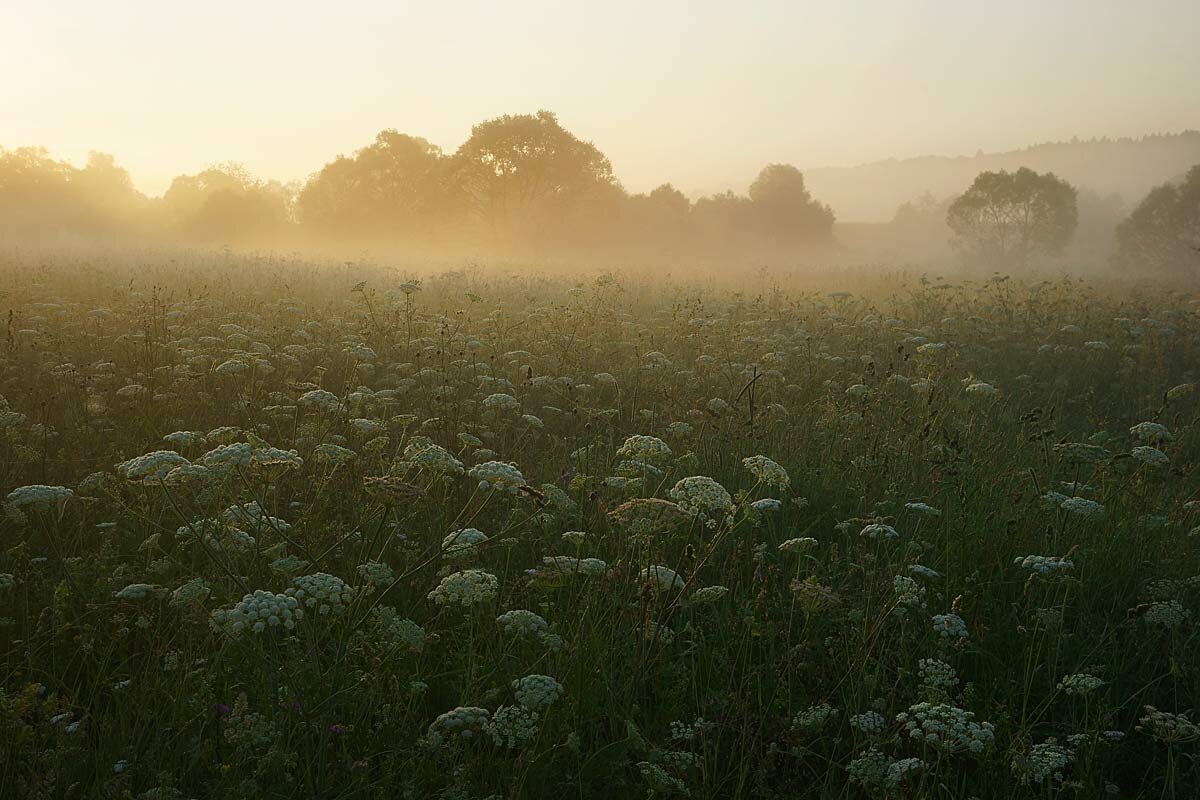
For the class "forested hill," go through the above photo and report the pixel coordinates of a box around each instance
[806,131,1200,222]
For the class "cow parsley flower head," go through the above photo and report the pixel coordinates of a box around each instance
[1143,599,1190,628]
[363,475,423,504]
[637,761,689,796]
[287,573,354,615]
[402,438,464,476]
[896,702,995,753]
[469,461,526,494]
[617,435,673,466]
[427,706,491,748]
[512,674,562,710]
[313,443,356,465]
[117,450,190,482]
[1167,383,1195,401]
[496,609,549,639]
[848,747,924,791]
[750,498,782,514]
[792,704,840,731]
[666,421,693,438]
[1137,706,1200,743]
[742,455,790,490]
[850,711,886,734]
[1131,446,1169,468]
[893,576,926,612]
[964,381,998,398]
[1130,421,1172,443]
[482,393,521,413]
[486,704,540,748]
[196,442,252,469]
[442,528,488,561]
[214,359,249,376]
[6,485,73,509]
[861,523,899,540]
[171,577,211,607]
[1012,739,1074,784]
[164,463,211,485]
[298,389,342,413]
[250,445,304,469]
[669,476,734,526]
[427,569,498,607]
[212,590,303,635]
[223,501,291,532]
[690,585,730,604]
[932,613,968,640]
[905,501,941,516]
[539,556,607,577]
[357,560,394,588]
[1054,442,1109,464]
[608,498,690,531]
[115,383,148,400]
[560,530,587,546]
[1014,555,1075,575]
[1058,673,1105,695]
[640,565,685,592]
[918,658,958,691]
[114,583,162,600]
[1059,496,1106,522]
[779,537,818,555]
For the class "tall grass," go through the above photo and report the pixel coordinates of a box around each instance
[0,249,1197,798]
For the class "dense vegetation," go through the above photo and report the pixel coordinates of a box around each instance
[0,111,836,261]
[1,251,1198,798]
[3,120,1198,275]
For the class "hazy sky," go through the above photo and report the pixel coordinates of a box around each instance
[5,1,1199,199]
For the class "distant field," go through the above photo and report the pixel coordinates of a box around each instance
[1,251,1198,798]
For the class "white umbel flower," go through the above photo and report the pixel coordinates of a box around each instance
[512,674,563,710]
[287,573,354,615]
[427,569,498,607]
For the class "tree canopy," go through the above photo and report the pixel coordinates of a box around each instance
[298,131,456,239]
[747,164,835,242]
[162,164,294,242]
[450,110,617,246]
[2,111,845,260]
[946,167,1078,269]
[1114,164,1200,277]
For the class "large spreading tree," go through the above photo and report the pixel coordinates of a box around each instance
[946,167,1078,269]
[450,110,618,245]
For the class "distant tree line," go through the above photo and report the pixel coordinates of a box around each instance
[3,111,1197,275]
[0,110,835,262]
[879,165,1197,276]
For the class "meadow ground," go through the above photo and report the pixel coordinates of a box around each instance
[1,249,1198,799]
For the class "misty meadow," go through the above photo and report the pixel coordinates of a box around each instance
[4,3,1200,799]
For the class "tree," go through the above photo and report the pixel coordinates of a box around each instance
[451,110,616,245]
[623,183,692,255]
[692,190,755,254]
[73,152,148,233]
[298,131,456,239]
[1113,165,1200,277]
[0,147,146,237]
[163,164,292,242]
[946,167,1078,269]
[0,147,77,234]
[747,164,835,242]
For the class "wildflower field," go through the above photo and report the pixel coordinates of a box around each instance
[2,250,1199,799]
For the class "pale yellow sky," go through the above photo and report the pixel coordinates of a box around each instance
[5,1,1198,200]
